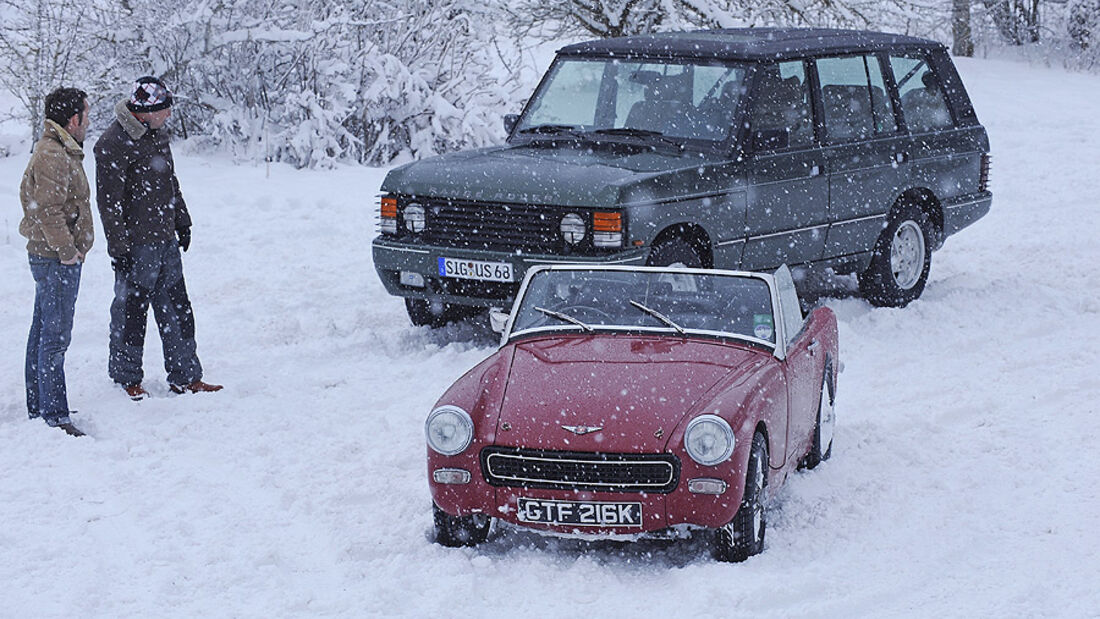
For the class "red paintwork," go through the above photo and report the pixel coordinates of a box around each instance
[428,306,839,537]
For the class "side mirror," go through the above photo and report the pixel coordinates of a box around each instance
[752,128,789,151]
[489,309,510,333]
[503,114,520,135]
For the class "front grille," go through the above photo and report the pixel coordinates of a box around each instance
[419,198,561,252]
[481,447,680,493]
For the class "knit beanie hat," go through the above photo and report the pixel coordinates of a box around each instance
[126,76,173,113]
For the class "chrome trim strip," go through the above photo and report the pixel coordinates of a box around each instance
[521,255,645,265]
[374,244,430,255]
[829,212,887,226]
[746,223,829,242]
[715,238,745,247]
[508,324,776,350]
[944,197,985,210]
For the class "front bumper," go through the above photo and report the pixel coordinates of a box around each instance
[428,444,748,537]
[373,238,649,307]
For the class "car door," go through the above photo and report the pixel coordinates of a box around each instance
[741,60,829,271]
[814,54,909,262]
[774,267,818,465]
[887,52,977,215]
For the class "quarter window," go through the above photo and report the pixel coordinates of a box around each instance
[889,56,955,133]
[816,55,897,142]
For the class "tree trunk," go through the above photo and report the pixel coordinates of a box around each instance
[953,0,974,56]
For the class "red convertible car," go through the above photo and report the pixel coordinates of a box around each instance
[425,265,838,561]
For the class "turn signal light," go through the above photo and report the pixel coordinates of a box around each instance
[593,211,622,232]
[593,211,623,248]
[380,196,398,234]
[381,196,398,218]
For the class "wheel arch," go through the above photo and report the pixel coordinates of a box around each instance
[650,223,714,268]
[893,187,944,248]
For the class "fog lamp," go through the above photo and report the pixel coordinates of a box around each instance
[560,213,585,244]
[404,203,426,233]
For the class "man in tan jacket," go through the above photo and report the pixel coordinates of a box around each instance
[19,87,93,436]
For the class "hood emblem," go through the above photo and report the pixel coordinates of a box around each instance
[562,425,602,436]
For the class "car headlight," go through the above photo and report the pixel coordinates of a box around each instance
[404,203,426,233]
[560,213,585,244]
[425,405,474,456]
[683,414,735,466]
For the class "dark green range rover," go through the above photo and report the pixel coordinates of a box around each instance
[373,28,991,325]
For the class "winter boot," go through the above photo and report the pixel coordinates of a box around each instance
[124,384,149,401]
[169,380,223,395]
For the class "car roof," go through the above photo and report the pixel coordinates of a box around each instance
[557,28,943,62]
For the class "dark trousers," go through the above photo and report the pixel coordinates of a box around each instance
[26,254,81,426]
[109,241,202,387]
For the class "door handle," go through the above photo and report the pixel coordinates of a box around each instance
[807,340,820,356]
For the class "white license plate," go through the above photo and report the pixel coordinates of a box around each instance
[437,257,514,282]
[517,498,642,527]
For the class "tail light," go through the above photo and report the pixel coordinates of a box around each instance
[379,196,398,234]
[979,153,991,192]
[592,211,623,248]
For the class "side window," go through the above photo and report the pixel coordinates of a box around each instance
[815,55,897,142]
[889,55,954,133]
[748,60,814,149]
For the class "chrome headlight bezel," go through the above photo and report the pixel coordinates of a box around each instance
[425,405,474,456]
[683,414,735,466]
[404,203,426,233]
[560,213,586,245]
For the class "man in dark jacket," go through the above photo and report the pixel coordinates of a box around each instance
[20,87,93,436]
[94,76,221,400]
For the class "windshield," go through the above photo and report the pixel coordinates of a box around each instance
[515,57,750,144]
[511,269,776,344]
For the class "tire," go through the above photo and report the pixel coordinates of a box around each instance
[802,364,835,470]
[433,503,491,547]
[646,236,705,268]
[714,432,768,562]
[858,204,931,307]
[405,298,479,328]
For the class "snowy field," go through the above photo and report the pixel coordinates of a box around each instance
[1,57,1098,617]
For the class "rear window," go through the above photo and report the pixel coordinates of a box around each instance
[889,55,955,133]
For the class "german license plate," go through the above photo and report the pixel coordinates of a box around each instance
[516,498,642,527]
[437,257,514,282]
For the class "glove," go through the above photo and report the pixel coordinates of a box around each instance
[177,227,191,252]
[112,254,134,274]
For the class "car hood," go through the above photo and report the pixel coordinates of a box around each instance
[380,142,730,208]
[492,334,766,453]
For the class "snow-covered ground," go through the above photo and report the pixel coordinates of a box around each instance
[1,57,1098,617]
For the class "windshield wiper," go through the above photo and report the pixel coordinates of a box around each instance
[593,128,684,152]
[629,300,686,336]
[534,306,593,332]
[518,124,583,136]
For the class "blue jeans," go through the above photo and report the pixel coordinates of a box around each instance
[109,240,202,387]
[26,254,82,426]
